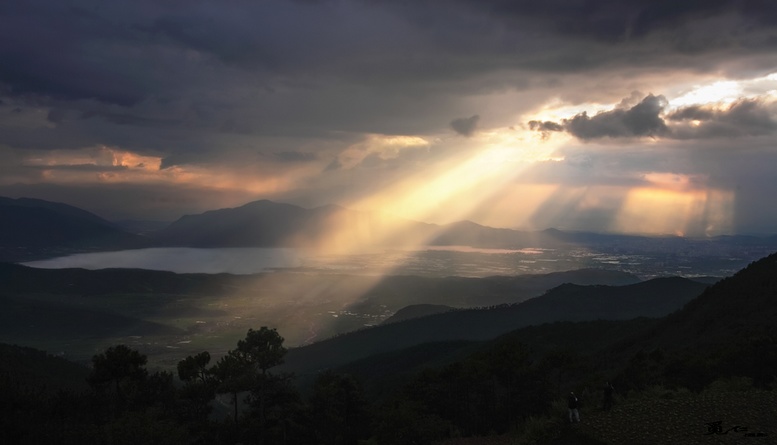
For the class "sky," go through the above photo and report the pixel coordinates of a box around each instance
[2,0,777,236]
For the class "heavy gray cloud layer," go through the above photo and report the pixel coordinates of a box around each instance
[2,0,777,233]
[1,2,774,145]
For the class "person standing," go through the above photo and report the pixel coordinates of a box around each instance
[603,381,614,411]
[568,392,580,423]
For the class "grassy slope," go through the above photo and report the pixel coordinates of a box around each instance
[575,387,777,445]
[433,386,777,445]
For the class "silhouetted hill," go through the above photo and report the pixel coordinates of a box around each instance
[0,197,146,261]
[332,319,661,400]
[0,263,637,308]
[332,340,483,399]
[0,293,184,339]
[151,200,429,248]
[630,251,777,352]
[0,262,244,296]
[347,268,640,311]
[152,200,317,247]
[382,304,454,324]
[0,343,89,392]
[283,277,708,376]
[515,276,708,321]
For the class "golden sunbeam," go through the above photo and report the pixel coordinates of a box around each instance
[259,134,562,344]
[470,183,561,230]
[290,129,565,264]
[613,186,734,236]
[355,130,564,225]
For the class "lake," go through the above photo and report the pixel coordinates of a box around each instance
[20,245,749,278]
[22,246,583,277]
[23,247,306,275]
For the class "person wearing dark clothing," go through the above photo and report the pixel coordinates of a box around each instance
[603,381,614,411]
[568,392,580,423]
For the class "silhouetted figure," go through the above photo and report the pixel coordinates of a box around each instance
[603,381,614,411]
[568,392,580,423]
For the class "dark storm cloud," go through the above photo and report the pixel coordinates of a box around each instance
[0,0,769,186]
[538,94,670,140]
[667,99,777,138]
[0,2,155,106]
[46,108,67,124]
[528,121,563,132]
[667,106,716,121]
[2,0,775,153]
[530,94,777,141]
[79,111,181,128]
[3,0,777,229]
[528,120,564,139]
[4,0,774,109]
[428,0,777,43]
[567,94,669,139]
[450,115,480,137]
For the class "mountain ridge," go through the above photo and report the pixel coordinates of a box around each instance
[282,276,709,376]
[0,196,147,262]
[621,251,777,353]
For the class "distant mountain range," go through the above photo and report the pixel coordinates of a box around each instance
[0,197,147,261]
[152,199,777,251]
[153,199,437,249]
[4,196,777,264]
